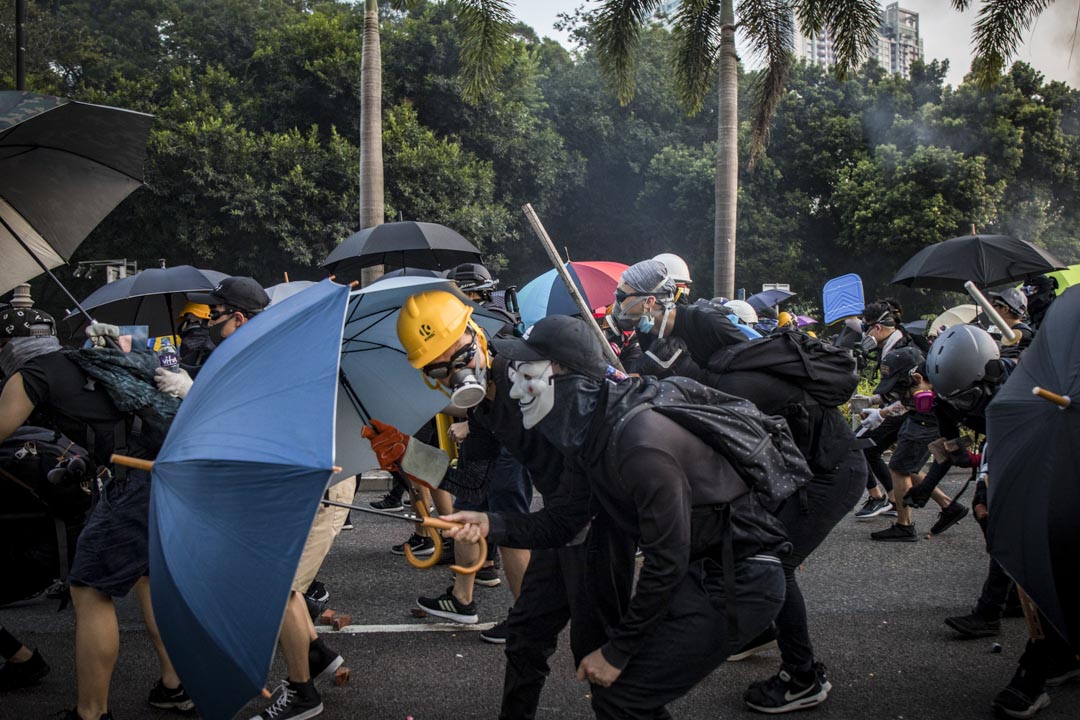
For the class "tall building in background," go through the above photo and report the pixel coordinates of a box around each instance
[793,2,923,79]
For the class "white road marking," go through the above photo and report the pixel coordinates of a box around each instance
[316,622,496,634]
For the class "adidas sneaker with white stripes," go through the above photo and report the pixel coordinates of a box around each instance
[416,586,479,624]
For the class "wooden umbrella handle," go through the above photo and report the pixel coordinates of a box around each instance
[419,517,488,575]
[1033,386,1071,408]
[110,454,154,472]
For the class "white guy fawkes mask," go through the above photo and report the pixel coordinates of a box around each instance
[508,360,555,429]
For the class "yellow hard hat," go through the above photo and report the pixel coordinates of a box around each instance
[179,302,210,320]
[397,291,474,369]
[778,311,794,328]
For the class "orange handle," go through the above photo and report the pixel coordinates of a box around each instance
[418,517,488,575]
[404,496,443,569]
[110,454,154,472]
[1033,386,1071,408]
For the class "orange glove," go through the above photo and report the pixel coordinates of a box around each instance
[362,419,409,473]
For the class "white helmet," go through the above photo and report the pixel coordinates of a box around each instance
[723,299,758,325]
[652,253,692,286]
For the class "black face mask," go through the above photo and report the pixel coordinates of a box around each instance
[208,320,229,346]
[943,384,987,414]
[534,374,604,455]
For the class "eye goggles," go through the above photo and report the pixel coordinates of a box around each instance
[422,336,478,380]
[209,307,242,321]
[614,289,653,304]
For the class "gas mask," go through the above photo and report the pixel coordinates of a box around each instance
[859,334,878,354]
[612,293,674,338]
[422,330,490,410]
[912,391,935,414]
[508,360,555,429]
[942,384,987,414]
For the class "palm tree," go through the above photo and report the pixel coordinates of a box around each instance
[593,1,880,298]
[358,0,385,287]
[953,0,1060,86]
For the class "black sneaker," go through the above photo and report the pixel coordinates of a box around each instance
[147,678,195,711]
[248,679,323,720]
[0,648,50,690]
[992,669,1050,718]
[370,494,404,512]
[744,668,828,714]
[930,501,969,536]
[341,512,353,531]
[474,565,502,587]
[308,638,345,687]
[870,523,918,542]
[480,618,509,644]
[854,496,893,520]
[416,586,478,624]
[812,661,832,694]
[391,533,435,556]
[1046,654,1080,687]
[945,611,1001,639]
[729,625,778,662]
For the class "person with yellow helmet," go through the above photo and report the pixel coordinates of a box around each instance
[176,302,213,375]
[365,290,601,718]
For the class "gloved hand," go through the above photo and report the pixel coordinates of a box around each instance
[85,323,121,348]
[361,419,409,473]
[859,408,884,433]
[155,367,193,399]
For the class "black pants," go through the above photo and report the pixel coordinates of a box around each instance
[975,515,1015,620]
[589,557,786,720]
[774,447,866,674]
[862,414,904,492]
[500,544,595,720]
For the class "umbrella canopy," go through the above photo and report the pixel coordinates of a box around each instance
[0,91,154,295]
[264,280,316,307]
[321,222,482,283]
[1046,263,1080,291]
[516,261,628,328]
[150,279,350,720]
[985,286,1080,645]
[333,276,509,483]
[902,319,928,335]
[746,289,796,313]
[63,266,229,338]
[927,304,979,338]
[796,315,817,328]
[891,234,1065,291]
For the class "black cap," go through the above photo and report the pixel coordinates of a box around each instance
[492,315,608,380]
[188,277,269,315]
[874,346,925,397]
[0,307,56,339]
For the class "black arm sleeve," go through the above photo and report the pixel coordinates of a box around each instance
[600,445,692,670]
[486,464,592,549]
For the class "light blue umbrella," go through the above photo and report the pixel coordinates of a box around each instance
[149,279,350,720]
[334,276,507,481]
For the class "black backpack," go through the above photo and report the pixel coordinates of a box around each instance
[603,377,813,512]
[707,331,859,408]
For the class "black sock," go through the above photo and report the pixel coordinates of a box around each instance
[0,627,23,660]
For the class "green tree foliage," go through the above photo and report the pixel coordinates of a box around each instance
[2,2,1079,318]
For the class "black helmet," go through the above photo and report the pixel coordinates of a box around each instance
[925,325,1000,398]
[0,306,57,339]
[449,263,497,293]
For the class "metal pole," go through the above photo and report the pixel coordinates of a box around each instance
[15,0,26,91]
[521,203,624,371]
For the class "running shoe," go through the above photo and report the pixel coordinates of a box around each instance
[480,618,509,644]
[370,494,404,512]
[930,502,969,536]
[744,668,828,714]
[416,586,478,624]
[992,669,1050,719]
[391,533,435,556]
[147,679,195,711]
[0,648,49,690]
[945,611,1000,639]
[854,496,893,520]
[247,679,323,720]
[870,523,918,542]
[308,638,345,687]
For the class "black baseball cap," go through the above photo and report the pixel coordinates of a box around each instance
[492,315,608,380]
[188,277,269,315]
[0,306,56,339]
[874,346,925,397]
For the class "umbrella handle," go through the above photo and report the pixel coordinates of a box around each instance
[419,517,488,575]
[111,454,154,472]
[404,491,444,569]
[1033,386,1071,409]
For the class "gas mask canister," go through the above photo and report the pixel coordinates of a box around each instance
[422,330,490,410]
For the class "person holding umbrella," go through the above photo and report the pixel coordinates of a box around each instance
[987,288,1035,359]
[0,308,191,720]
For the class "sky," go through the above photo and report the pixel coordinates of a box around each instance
[511,1,1080,88]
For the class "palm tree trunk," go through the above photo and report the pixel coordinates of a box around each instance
[359,0,385,286]
[713,0,737,299]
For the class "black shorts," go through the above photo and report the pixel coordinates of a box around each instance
[68,468,151,598]
[888,414,939,475]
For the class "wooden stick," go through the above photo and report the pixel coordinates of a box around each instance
[284,271,290,283]
[521,203,624,371]
[1033,386,1071,408]
[111,454,154,471]
[964,281,1017,343]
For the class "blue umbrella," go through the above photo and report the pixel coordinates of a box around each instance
[726,315,763,340]
[149,279,350,720]
[334,276,507,481]
[746,288,796,313]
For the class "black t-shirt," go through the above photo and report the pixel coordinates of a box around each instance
[667,302,747,367]
[17,351,154,464]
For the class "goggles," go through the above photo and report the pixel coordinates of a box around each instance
[209,307,242,321]
[614,289,653,304]
[422,336,478,380]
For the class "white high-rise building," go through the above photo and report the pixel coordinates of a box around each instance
[793,2,923,79]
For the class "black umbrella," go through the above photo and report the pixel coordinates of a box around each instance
[63,266,229,339]
[321,221,482,283]
[985,286,1080,645]
[890,234,1065,291]
[0,91,153,322]
[746,288,795,313]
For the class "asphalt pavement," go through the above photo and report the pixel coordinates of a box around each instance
[2,473,1078,719]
